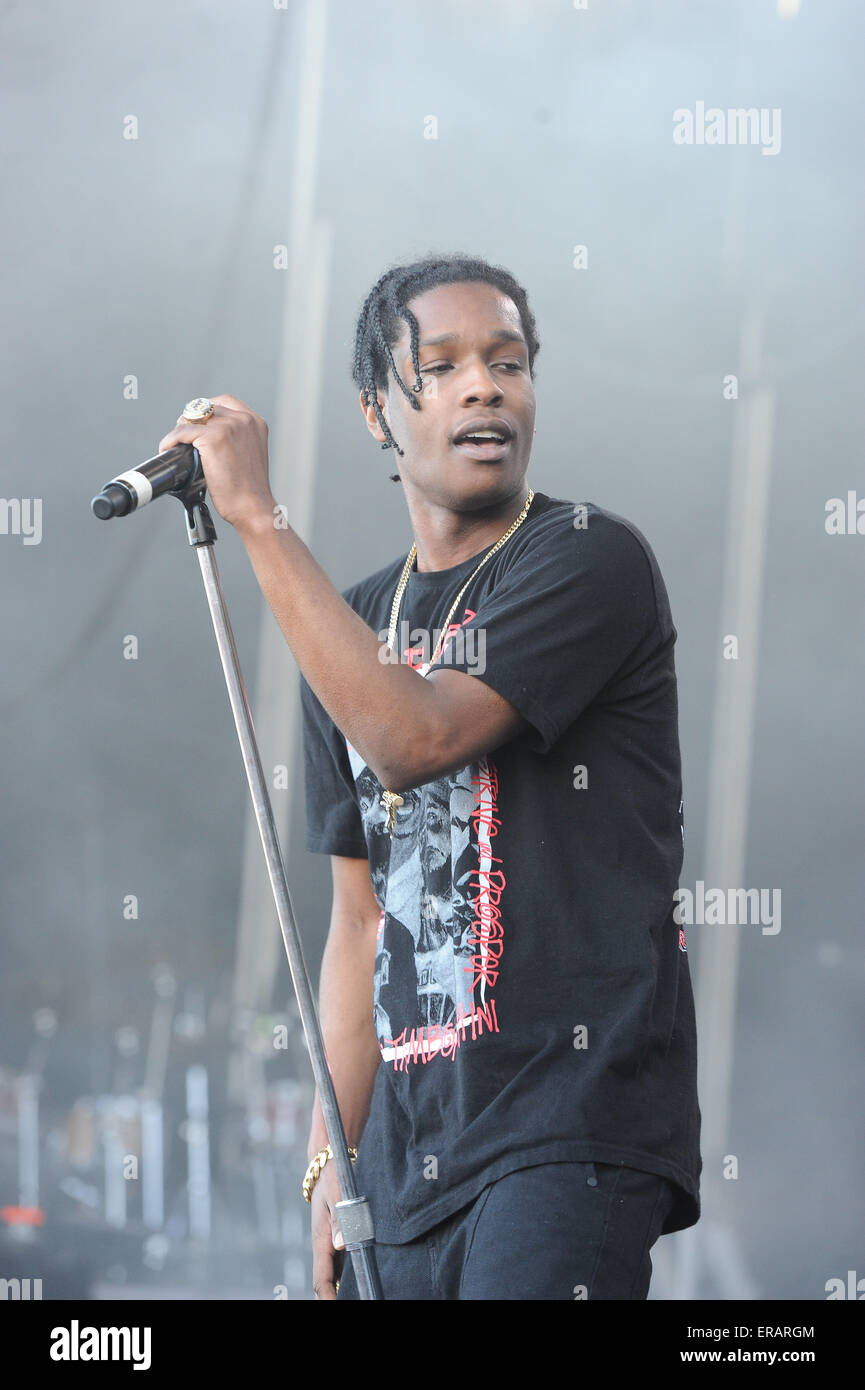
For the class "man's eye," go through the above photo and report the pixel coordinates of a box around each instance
[421,361,523,373]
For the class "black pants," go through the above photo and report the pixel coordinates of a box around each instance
[336,1159,675,1300]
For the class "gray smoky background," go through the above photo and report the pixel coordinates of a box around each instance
[0,0,861,1300]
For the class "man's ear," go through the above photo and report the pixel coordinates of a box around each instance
[359,386,389,444]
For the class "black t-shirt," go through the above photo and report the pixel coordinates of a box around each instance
[300,491,701,1242]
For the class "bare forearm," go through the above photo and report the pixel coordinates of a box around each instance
[237,510,435,789]
[306,920,382,1160]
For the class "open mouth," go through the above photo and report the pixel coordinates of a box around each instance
[452,430,511,460]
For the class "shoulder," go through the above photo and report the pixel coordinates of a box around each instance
[339,553,408,620]
[518,493,663,580]
[509,494,671,638]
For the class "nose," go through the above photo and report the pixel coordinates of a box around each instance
[459,359,504,405]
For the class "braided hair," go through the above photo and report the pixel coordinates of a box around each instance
[351,253,541,481]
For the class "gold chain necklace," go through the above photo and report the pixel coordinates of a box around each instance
[379,488,535,835]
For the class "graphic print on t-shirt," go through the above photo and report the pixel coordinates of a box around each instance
[344,741,505,1071]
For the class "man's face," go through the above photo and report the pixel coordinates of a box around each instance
[360,280,536,510]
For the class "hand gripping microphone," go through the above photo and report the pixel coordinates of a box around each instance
[91,443,201,519]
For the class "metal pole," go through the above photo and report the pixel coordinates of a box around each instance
[185,1065,211,1242]
[140,1098,164,1231]
[183,492,381,1299]
[16,1074,39,1210]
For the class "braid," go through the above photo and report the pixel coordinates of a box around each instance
[351,253,541,483]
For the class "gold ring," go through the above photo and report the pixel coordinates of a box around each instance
[181,397,214,422]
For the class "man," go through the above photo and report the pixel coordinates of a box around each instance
[157,253,701,1301]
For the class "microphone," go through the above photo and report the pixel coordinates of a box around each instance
[91,443,202,519]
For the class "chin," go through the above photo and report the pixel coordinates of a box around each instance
[451,467,524,504]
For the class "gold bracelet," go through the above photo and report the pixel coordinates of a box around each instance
[302,1143,358,1203]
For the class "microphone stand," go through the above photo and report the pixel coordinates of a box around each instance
[103,450,383,1300]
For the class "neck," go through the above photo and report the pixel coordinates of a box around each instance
[405,483,532,573]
